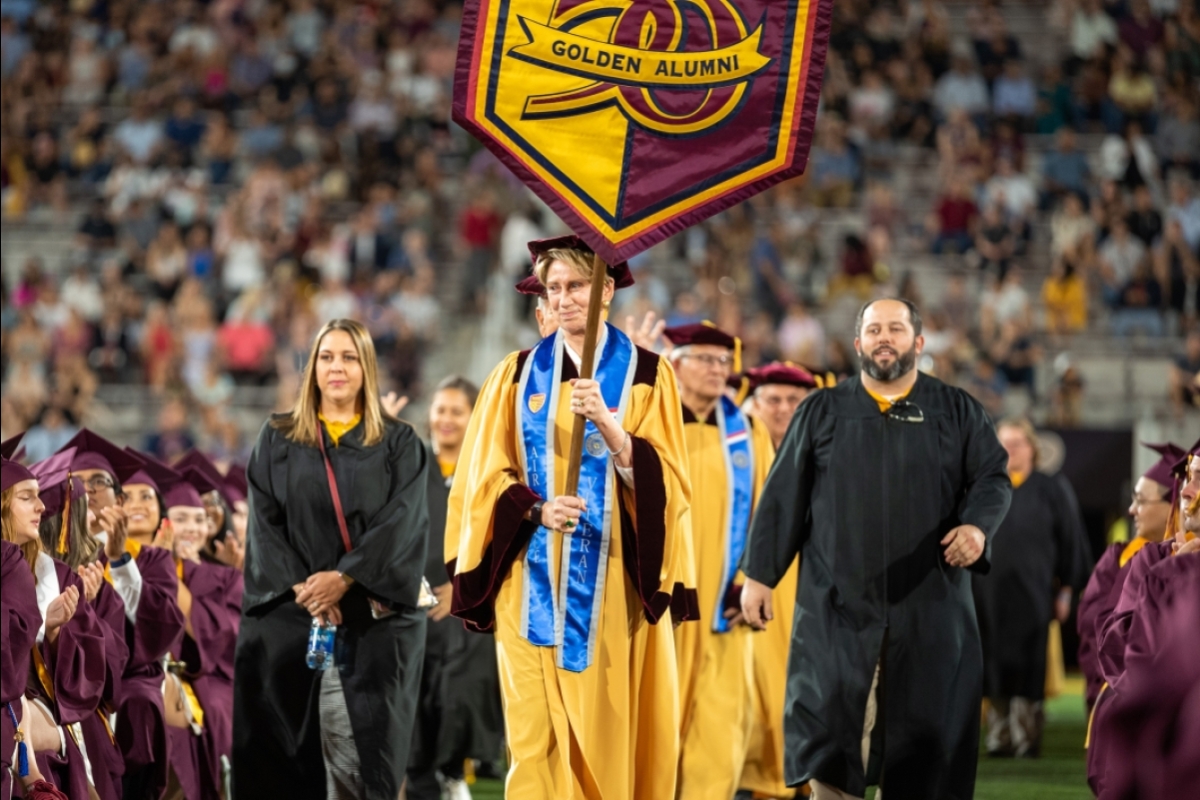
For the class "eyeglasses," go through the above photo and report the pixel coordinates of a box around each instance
[84,476,115,492]
[886,400,925,423]
[681,354,732,368]
[1130,494,1168,508]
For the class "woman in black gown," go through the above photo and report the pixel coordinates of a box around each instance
[972,418,1090,758]
[233,318,429,800]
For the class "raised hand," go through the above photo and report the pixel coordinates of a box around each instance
[99,506,129,560]
[625,311,666,352]
[382,391,410,418]
[213,534,245,571]
[78,562,105,602]
[45,585,81,640]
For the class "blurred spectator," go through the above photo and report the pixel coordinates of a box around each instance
[1069,0,1118,66]
[61,262,103,324]
[1050,193,1097,257]
[1099,120,1160,192]
[143,397,196,463]
[460,188,502,310]
[1041,129,1090,208]
[1117,0,1164,59]
[808,117,860,208]
[1166,178,1200,250]
[113,97,164,165]
[21,405,78,463]
[983,157,1037,231]
[1042,251,1089,335]
[967,356,1008,419]
[1050,358,1086,427]
[348,209,392,276]
[992,60,1036,121]
[1156,93,1200,177]
[1099,216,1150,307]
[1155,218,1199,320]
[164,96,208,156]
[1111,260,1165,337]
[933,54,990,119]
[1035,63,1075,133]
[76,198,117,251]
[146,220,189,300]
[976,203,1017,277]
[219,290,277,386]
[1170,330,1200,415]
[990,318,1042,399]
[1106,48,1158,133]
[777,302,825,368]
[929,174,979,253]
[1126,184,1163,246]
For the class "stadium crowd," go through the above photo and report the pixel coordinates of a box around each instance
[2,0,1198,451]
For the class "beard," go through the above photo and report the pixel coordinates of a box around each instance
[860,342,917,382]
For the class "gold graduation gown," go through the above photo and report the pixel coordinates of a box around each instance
[740,555,800,798]
[445,345,697,800]
[674,407,774,800]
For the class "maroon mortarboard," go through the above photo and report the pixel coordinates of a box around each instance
[515,274,546,297]
[223,464,247,504]
[1141,442,1186,489]
[1,432,25,461]
[527,235,634,289]
[1171,437,1200,478]
[122,449,182,497]
[174,450,233,505]
[1,459,35,493]
[58,429,145,484]
[744,361,819,392]
[164,465,218,510]
[28,448,77,518]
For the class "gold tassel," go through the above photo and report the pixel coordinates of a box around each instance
[733,376,750,406]
[57,475,71,555]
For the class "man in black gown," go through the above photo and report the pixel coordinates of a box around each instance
[740,298,1012,800]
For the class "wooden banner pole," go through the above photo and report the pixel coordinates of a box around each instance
[563,252,608,498]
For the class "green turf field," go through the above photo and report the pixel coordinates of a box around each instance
[463,686,1091,799]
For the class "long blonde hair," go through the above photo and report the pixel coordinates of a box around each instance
[2,485,42,572]
[272,318,391,447]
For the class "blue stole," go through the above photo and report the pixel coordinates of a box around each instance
[515,324,638,672]
[712,394,755,633]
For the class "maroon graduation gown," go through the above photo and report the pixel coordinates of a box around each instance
[1095,554,1200,799]
[114,544,186,800]
[2,541,41,800]
[1096,540,1173,687]
[181,559,243,797]
[27,559,110,800]
[1076,543,1123,711]
[79,579,130,800]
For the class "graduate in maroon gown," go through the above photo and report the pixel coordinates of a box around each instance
[30,449,129,800]
[56,430,187,800]
[1077,442,1180,712]
[1,453,69,800]
[3,454,113,800]
[162,465,243,799]
[1083,441,1186,794]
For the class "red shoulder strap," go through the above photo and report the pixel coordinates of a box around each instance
[316,424,353,553]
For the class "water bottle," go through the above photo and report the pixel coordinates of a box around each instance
[306,617,337,670]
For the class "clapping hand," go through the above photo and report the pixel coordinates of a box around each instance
[45,586,80,641]
[78,562,105,603]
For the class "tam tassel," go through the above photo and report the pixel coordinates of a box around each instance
[57,476,71,555]
[5,702,28,777]
[732,375,750,406]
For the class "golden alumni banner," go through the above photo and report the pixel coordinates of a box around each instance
[454,0,833,264]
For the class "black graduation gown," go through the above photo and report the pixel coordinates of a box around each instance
[742,373,1011,799]
[971,472,1091,700]
[233,417,429,800]
[408,445,504,797]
